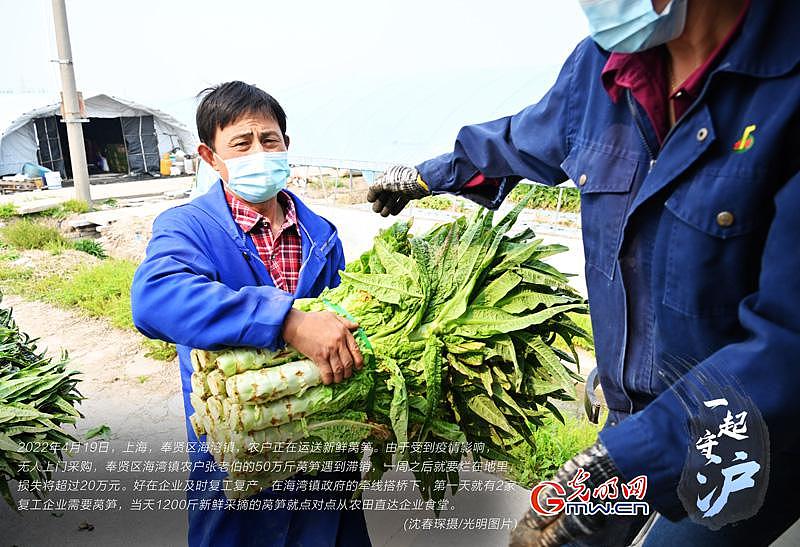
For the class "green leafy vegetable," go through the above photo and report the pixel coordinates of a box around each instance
[189,188,590,503]
[0,294,83,510]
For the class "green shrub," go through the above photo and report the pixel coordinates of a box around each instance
[43,240,70,255]
[73,239,108,259]
[0,219,69,250]
[62,199,90,214]
[0,203,18,219]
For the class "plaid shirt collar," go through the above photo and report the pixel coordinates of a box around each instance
[224,189,298,235]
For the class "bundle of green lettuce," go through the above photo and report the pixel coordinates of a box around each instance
[190,191,590,500]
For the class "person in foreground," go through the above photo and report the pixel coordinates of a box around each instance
[131,81,371,547]
[367,1,800,545]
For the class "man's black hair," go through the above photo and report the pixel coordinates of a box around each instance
[196,81,287,150]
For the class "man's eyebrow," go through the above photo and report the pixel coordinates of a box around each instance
[258,130,281,138]
[228,132,254,142]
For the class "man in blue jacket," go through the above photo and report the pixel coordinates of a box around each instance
[367,0,800,545]
[131,81,371,547]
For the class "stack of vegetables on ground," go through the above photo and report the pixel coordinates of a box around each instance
[0,294,82,509]
[190,190,591,500]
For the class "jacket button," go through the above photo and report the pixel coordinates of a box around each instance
[716,211,735,227]
[578,174,588,186]
[697,127,709,141]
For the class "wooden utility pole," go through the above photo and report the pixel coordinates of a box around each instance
[51,0,91,203]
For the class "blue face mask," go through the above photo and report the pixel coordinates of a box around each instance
[215,150,290,203]
[578,0,687,53]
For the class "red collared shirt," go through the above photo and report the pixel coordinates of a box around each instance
[225,189,302,293]
[601,0,750,145]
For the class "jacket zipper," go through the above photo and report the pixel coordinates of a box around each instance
[618,89,659,413]
[626,89,658,173]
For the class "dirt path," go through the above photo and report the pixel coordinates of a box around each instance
[2,294,185,442]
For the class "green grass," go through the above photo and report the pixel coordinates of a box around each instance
[62,199,91,214]
[0,203,18,219]
[552,311,595,362]
[508,183,581,213]
[24,259,137,329]
[0,259,137,329]
[143,339,178,361]
[0,257,177,360]
[415,195,453,211]
[0,219,70,250]
[0,240,20,262]
[33,199,91,220]
[506,412,604,487]
[0,249,20,261]
[0,218,109,259]
[0,263,33,284]
[73,239,108,259]
[569,311,594,353]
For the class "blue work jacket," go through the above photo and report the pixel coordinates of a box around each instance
[417,0,800,519]
[131,181,369,547]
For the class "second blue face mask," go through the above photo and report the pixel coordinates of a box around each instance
[216,151,290,203]
[578,0,688,53]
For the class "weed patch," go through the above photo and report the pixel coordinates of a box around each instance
[506,413,603,487]
[0,219,69,250]
[0,203,18,219]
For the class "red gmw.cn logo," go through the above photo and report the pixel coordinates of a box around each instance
[529,468,650,517]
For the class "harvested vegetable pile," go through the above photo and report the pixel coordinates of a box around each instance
[0,295,82,509]
[191,192,590,500]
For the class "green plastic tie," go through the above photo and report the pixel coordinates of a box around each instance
[321,298,374,354]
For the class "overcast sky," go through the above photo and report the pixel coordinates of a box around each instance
[1,1,590,162]
[2,1,587,97]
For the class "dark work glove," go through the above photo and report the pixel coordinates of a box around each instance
[366,165,430,217]
[509,441,623,547]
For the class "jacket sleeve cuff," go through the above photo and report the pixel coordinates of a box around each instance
[598,389,691,521]
[416,154,452,193]
[416,155,518,211]
[240,288,296,350]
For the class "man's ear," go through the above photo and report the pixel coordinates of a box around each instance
[197,143,217,169]
[284,134,290,149]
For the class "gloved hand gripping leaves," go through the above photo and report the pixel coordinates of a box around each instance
[367,165,430,217]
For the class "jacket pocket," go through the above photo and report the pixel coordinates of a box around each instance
[662,172,769,317]
[561,144,638,280]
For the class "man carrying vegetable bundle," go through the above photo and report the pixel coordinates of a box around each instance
[367,0,800,545]
[131,81,370,547]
